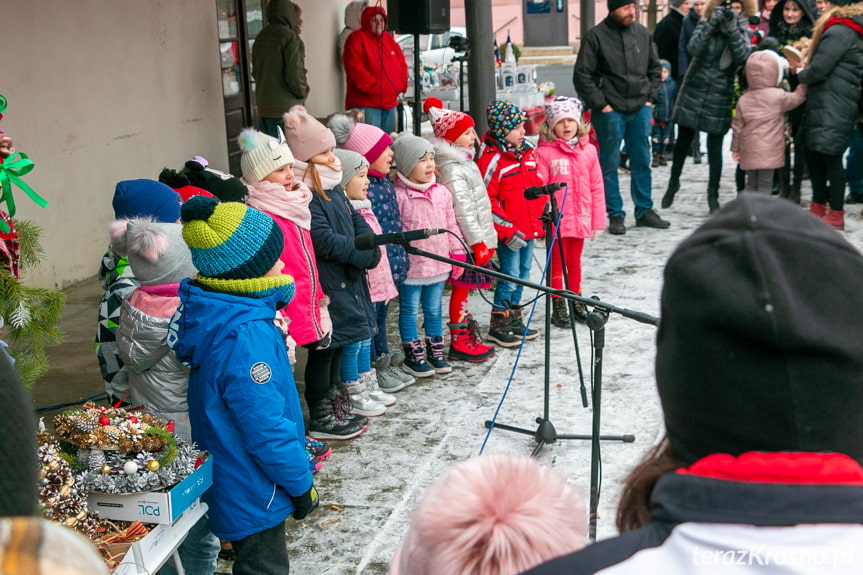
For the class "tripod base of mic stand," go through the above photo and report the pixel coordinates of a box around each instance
[484,418,635,456]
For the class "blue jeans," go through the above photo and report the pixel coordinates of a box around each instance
[493,239,534,311]
[361,107,397,134]
[158,516,220,575]
[397,281,445,342]
[340,338,372,383]
[372,300,390,361]
[592,106,654,219]
[847,127,863,195]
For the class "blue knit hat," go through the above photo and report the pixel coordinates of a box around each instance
[486,100,527,141]
[112,179,182,222]
[180,196,283,281]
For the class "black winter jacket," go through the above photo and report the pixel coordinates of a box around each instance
[673,7,752,135]
[798,5,863,156]
[573,17,661,114]
[654,9,686,81]
[308,187,376,349]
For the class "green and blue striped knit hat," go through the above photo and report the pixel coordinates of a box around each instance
[180,196,294,302]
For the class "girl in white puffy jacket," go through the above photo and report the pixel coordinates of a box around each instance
[425,98,496,364]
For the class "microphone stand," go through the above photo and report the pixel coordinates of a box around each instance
[400,241,655,540]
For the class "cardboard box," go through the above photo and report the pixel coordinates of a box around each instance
[88,456,213,524]
[129,499,207,574]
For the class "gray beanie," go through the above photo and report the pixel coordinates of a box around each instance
[333,149,370,190]
[108,219,197,286]
[671,0,687,8]
[391,133,435,178]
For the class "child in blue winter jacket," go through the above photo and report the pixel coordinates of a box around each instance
[168,196,318,575]
[652,60,679,167]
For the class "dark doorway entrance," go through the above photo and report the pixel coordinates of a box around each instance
[523,0,569,47]
[216,0,265,175]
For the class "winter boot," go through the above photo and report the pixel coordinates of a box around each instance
[376,354,416,392]
[551,298,572,328]
[331,387,370,428]
[707,188,720,215]
[651,152,660,168]
[344,378,387,417]
[364,369,396,406]
[659,152,668,166]
[573,301,590,323]
[487,310,522,347]
[308,394,367,440]
[661,179,680,209]
[425,335,453,374]
[447,320,495,362]
[305,436,332,462]
[822,208,845,231]
[510,306,539,340]
[809,202,827,218]
[401,340,435,378]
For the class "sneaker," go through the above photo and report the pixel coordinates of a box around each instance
[379,365,416,392]
[308,453,322,473]
[402,340,436,378]
[425,335,453,374]
[305,435,332,462]
[608,215,626,235]
[487,310,523,347]
[344,379,387,417]
[364,370,396,406]
[635,209,670,229]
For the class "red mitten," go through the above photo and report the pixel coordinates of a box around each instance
[472,243,493,267]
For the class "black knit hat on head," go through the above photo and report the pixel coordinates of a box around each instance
[183,160,249,203]
[656,194,863,465]
[608,0,637,12]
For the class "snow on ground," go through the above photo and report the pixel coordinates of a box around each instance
[221,146,863,574]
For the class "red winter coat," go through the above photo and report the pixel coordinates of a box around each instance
[476,134,548,242]
[343,6,409,111]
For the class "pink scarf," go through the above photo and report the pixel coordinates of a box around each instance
[246,180,313,230]
[293,158,343,193]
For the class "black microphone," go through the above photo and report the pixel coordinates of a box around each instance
[524,182,565,200]
[586,296,610,330]
[354,229,444,250]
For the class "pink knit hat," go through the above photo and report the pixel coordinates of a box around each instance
[423,98,475,144]
[544,96,585,130]
[282,105,337,162]
[391,454,588,575]
[327,114,392,164]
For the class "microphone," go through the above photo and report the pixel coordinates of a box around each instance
[524,182,565,200]
[355,229,444,250]
[586,296,610,330]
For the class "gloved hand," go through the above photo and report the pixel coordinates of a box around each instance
[504,231,527,252]
[720,9,739,34]
[450,253,466,280]
[472,243,493,267]
[365,246,382,270]
[290,484,319,520]
[317,296,332,350]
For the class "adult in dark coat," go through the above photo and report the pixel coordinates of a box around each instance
[655,0,691,82]
[792,0,863,230]
[768,0,816,203]
[663,0,753,213]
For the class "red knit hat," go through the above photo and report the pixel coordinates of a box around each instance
[423,98,475,144]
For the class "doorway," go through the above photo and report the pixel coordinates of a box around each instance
[523,0,569,47]
[216,0,265,175]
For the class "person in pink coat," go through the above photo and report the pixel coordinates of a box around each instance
[391,133,465,378]
[731,50,807,194]
[535,97,606,328]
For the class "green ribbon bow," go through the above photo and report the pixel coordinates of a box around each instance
[0,152,48,234]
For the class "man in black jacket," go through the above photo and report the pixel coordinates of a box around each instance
[574,0,670,235]
[654,0,690,82]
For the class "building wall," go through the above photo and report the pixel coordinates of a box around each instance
[3,0,343,290]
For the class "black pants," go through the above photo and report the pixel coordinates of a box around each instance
[303,346,342,405]
[231,521,289,575]
[806,148,846,211]
[671,126,724,191]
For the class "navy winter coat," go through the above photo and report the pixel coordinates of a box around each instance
[308,186,377,348]
[366,174,409,286]
[168,280,313,541]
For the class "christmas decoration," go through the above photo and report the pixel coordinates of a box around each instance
[36,423,100,539]
[123,461,139,475]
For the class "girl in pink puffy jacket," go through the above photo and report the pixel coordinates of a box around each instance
[535,96,606,328]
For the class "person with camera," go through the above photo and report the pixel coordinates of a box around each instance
[662,0,754,214]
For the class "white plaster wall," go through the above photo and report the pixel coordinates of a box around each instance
[1,1,228,289]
